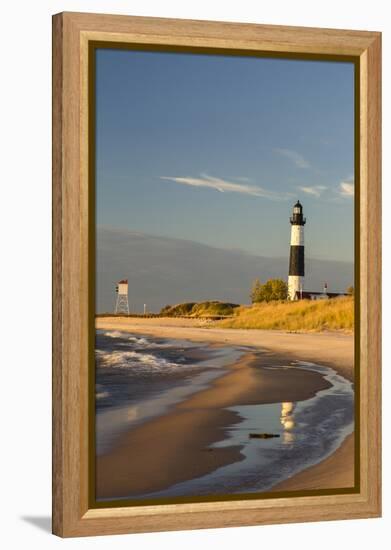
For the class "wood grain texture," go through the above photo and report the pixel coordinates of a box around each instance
[360,34,382,513]
[52,12,382,537]
[65,11,379,55]
[52,12,63,537]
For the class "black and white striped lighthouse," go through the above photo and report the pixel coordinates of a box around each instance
[288,200,306,300]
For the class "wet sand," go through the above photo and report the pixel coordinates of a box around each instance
[96,350,332,499]
[272,433,355,491]
[96,317,355,499]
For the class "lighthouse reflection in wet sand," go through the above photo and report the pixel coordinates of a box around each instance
[288,200,306,300]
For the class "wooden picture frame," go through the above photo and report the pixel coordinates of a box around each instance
[52,11,381,537]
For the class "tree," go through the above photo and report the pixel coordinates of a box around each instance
[250,278,262,303]
[260,279,288,302]
[347,285,354,296]
[251,278,288,303]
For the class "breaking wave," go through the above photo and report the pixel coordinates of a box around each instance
[96,348,182,373]
[101,331,176,349]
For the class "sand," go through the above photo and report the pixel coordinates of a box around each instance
[96,317,354,380]
[272,433,355,491]
[96,317,355,499]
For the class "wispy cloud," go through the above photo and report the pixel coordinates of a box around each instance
[273,148,310,169]
[160,174,291,200]
[298,185,327,198]
[338,181,354,198]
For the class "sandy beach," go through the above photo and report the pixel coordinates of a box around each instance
[96,317,355,499]
[96,317,354,380]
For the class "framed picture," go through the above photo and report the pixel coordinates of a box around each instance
[52,12,381,537]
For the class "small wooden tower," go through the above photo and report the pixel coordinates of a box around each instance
[115,279,129,314]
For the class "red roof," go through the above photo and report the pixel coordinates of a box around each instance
[117,279,128,284]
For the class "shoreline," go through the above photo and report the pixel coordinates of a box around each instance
[96,318,355,499]
[96,317,354,381]
[271,433,354,492]
[96,349,334,500]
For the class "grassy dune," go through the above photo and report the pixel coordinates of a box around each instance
[217,296,354,332]
[160,301,239,317]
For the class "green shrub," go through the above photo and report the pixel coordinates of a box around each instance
[251,278,288,302]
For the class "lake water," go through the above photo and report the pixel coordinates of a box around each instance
[96,330,354,498]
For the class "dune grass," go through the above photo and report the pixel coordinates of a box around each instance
[160,302,196,316]
[190,301,239,317]
[217,296,354,332]
[160,301,239,317]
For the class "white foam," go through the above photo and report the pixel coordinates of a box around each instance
[103,330,128,339]
[102,331,182,349]
[96,349,181,372]
[96,391,110,400]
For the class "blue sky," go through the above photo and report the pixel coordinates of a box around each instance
[96,48,354,262]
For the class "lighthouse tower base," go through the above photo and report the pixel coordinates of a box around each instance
[288,275,303,301]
